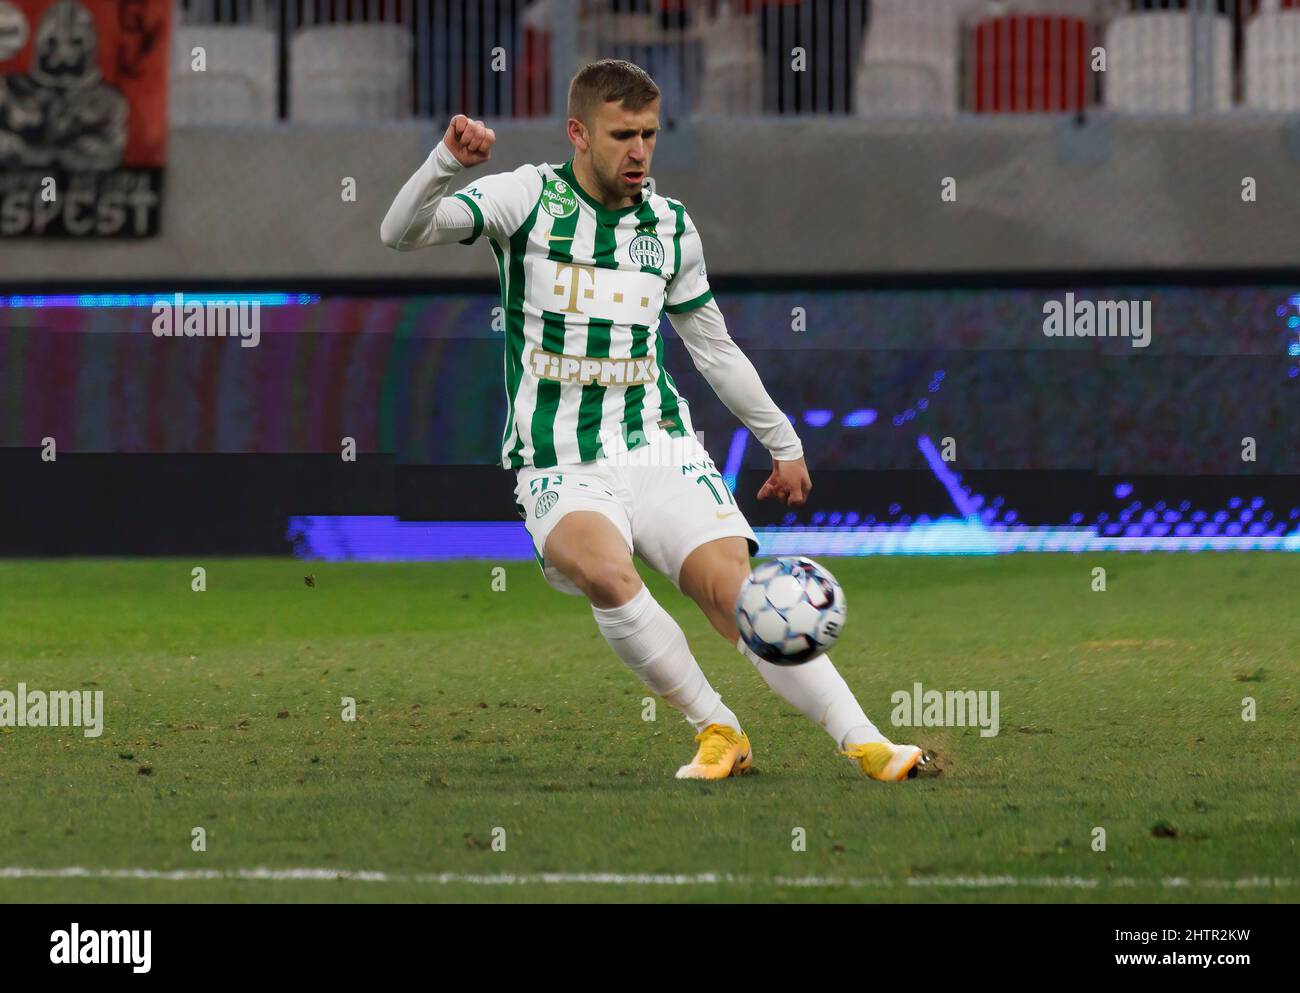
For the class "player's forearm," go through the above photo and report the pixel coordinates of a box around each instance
[671,302,804,461]
[702,352,804,461]
[380,141,476,250]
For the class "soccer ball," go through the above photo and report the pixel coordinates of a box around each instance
[735,556,846,666]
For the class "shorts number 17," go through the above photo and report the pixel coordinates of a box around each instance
[696,472,735,506]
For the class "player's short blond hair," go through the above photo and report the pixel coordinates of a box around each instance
[567,59,660,126]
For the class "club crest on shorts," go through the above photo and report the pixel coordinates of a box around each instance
[628,234,664,269]
[535,490,560,518]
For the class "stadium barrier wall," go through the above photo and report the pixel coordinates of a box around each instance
[3,117,1300,279]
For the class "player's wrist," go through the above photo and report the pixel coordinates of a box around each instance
[435,140,467,173]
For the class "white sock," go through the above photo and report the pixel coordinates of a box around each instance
[736,638,889,748]
[592,585,741,734]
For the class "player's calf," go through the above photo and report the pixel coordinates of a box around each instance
[678,535,751,642]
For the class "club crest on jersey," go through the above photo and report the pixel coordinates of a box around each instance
[628,234,664,269]
[542,179,578,218]
[535,490,560,518]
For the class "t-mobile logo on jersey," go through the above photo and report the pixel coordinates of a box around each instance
[528,347,657,386]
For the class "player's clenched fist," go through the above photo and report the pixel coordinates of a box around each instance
[443,114,495,167]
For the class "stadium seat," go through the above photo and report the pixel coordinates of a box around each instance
[970,14,1091,113]
[697,1,763,115]
[171,25,278,125]
[1104,12,1232,112]
[1244,7,1300,110]
[855,0,961,116]
[290,24,413,122]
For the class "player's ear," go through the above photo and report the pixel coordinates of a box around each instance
[567,117,588,153]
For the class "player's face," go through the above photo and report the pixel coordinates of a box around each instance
[587,98,659,204]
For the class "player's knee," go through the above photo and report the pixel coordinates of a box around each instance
[575,558,641,608]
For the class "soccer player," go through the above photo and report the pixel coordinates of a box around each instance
[381,59,930,783]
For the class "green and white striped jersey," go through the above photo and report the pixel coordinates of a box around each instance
[451,160,714,470]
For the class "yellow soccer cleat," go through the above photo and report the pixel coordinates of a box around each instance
[675,723,753,780]
[841,741,934,782]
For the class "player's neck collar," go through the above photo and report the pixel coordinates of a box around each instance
[556,159,644,224]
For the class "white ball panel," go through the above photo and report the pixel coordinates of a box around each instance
[753,607,788,646]
[764,575,804,611]
[802,576,830,608]
[814,610,843,648]
[738,613,759,644]
[740,582,768,617]
[784,600,821,636]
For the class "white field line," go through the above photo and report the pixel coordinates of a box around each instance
[0,867,1293,890]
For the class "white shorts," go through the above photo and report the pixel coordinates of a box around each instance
[512,433,760,596]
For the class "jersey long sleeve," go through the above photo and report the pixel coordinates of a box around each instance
[668,298,804,462]
[380,141,543,250]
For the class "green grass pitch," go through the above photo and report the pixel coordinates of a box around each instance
[0,553,1295,903]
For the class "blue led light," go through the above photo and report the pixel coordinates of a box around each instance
[841,409,877,427]
[721,427,748,493]
[1114,482,1133,499]
[803,409,834,427]
[1,292,319,308]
